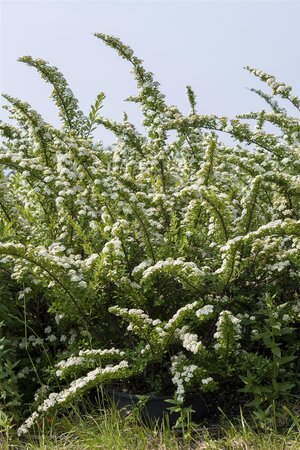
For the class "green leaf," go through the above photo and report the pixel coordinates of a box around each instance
[278,382,295,392]
[271,346,281,358]
[279,355,297,365]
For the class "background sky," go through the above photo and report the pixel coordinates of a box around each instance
[1,0,299,145]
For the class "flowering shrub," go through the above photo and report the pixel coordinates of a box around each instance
[0,34,299,433]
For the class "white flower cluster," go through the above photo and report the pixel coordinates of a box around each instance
[78,347,125,358]
[56,356,85,377]
[170,354,198,403]
[27,335,44,347]
[214,310,242,354]
[110,302,207,355]
[215,219,299,279]
[142,258,204,283]
[196,304,214,318]
[164,301,199,331]
[56,347,126,377]
[33,384,50,403]
[177,326,202,354]
[17,366,33,379]
[111,306,152,325]
[109,306,167,340]
[132,259,153,276]
[83,253,99,268]
[17,360,129,436]
[245,67,294,100]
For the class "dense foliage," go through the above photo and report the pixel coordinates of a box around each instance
[0,34,299,436]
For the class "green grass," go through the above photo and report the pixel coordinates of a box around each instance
[2,405,300,450]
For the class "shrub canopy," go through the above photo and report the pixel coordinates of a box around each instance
[0,34,299,433]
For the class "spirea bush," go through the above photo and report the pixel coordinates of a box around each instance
[0,34,299,434]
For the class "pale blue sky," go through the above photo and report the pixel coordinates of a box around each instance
[1,0,299,145]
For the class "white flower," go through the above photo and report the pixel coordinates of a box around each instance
[84,253,99,267]
[55,314,65,325]
[70,274,82,282]
[196,304,214,318]
[32,337,44,346]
